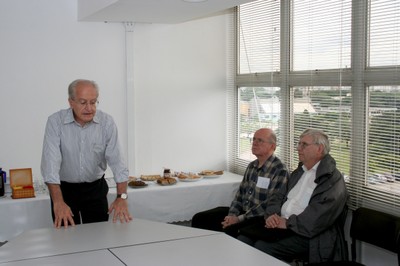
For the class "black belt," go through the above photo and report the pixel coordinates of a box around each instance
[60,175,105,188]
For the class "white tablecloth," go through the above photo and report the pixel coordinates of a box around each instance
[0,172,242,242]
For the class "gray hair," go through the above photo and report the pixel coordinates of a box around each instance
[300,128,330,155]
[269,130,277,144]
[68,79,99,100]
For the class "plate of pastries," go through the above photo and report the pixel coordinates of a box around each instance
[140,174,162,181]
[156,177,177,186]
[198,170,224,178]
[128,180,148,188]
[177,172,203,182]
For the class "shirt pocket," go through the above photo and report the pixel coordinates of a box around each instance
[92,143,105,161]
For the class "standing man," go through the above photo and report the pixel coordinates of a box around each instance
[192,128,289,237]
[238,129,348,263]
[41,79,132,228]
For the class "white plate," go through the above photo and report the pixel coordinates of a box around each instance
[201,174,221,179]
[178,176,204,182]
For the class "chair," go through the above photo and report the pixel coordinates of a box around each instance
[308,207,400,266]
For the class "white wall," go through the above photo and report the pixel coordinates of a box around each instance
[0,0,229,181]
[131,17,229,176]
[0,0,126,181]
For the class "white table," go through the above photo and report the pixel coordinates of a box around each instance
[0,219,289,266]
[0,172,242,242]
[108,172,242,223]
[0,194,53,243]
[111,233,289,266]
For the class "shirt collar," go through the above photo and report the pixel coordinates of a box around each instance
[252,154,276,170]
[302,160,321,172]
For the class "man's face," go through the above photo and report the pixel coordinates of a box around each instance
[68,82,98,126]
[251,130,275,158]
[297,135,322,166]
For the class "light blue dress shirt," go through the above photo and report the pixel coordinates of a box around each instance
[41,108,129,184]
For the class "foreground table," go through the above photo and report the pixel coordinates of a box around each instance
[0,219,288,266]
[0,172,242,242]
[111,233,289,266]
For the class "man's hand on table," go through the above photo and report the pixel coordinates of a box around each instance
[53,201,75,229]
[109,198,133,223]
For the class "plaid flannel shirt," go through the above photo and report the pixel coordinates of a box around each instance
[228,154,289,221]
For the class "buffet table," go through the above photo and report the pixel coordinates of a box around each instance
[0,172,242,242]
[0,219,289,266]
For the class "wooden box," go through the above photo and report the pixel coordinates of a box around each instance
[10,168,35,199]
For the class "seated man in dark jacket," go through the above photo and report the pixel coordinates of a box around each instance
[238,128,349,263]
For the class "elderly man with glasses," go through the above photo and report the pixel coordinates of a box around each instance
[41,79,132,229]
[237,128,349,264]
[192,128,289,237]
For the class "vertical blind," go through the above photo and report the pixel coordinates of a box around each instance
[234,0,281,173]
[233,0,400,215]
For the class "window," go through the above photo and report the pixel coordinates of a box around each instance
[292,86,351,173]
[238,87,281,164]
[238,0,280,74]
[292,1,351,70]
[232,0,400,215]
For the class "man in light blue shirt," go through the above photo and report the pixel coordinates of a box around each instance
[41,79,132,228]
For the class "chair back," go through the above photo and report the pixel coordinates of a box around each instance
[350,207,400,263]
[397,231,400,266]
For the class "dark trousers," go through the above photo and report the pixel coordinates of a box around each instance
[50,176,109,226]
[237,233,309,263]
[191,206,260,238]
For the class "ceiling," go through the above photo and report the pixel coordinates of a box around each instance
[78,0,256,24]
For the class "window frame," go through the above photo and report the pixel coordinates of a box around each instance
[231,0,400,214]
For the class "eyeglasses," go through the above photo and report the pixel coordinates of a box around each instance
[73,99,99,109]
[252,137,271,144]
[297,141,316,149]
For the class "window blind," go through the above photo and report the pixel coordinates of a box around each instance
[238,0,280,74]
[234,0,281,174]
[233,0,400,215]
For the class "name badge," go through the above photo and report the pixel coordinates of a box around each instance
[256,176,270,189]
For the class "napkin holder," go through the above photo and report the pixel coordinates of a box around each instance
[10,168,35,199]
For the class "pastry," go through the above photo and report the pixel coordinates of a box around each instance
[178,173,189,179]
[199,170,224,176]
[128,180,147,187]
[188,173,201,179]
[157,177,177,185]
[140,174,162,181]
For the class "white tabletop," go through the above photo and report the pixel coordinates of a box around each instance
[111,233,289,266]
[0,219,218,263]
[0,250,124,266]
[0,218,288,266]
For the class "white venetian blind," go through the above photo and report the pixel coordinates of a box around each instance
[292,0,351,71]
[233,0,400,215]
[290,0,351,173]
[234,0,281,174]
[238,0,280,74]
[360,0,400,214]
